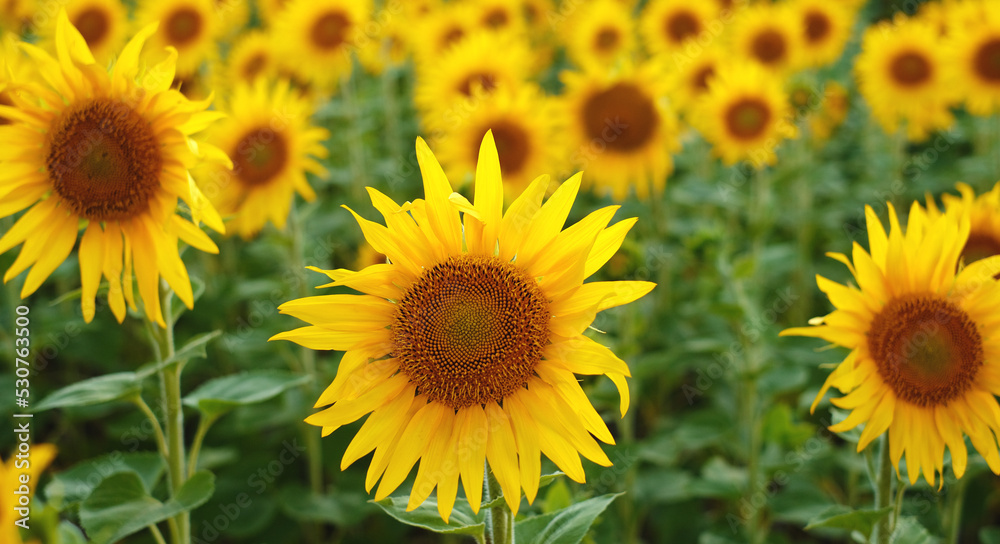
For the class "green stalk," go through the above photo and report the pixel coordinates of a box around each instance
[187,413,219,478]
[484,466,514,544]
[132,395,169,459]
[872,435,893,544]
[945,477,969,544]
[381,66,403,162]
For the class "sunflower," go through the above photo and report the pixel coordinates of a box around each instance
[855,17,956,141]
[198,79,328,239]
[562,0,637,71]
[35,0,128,66]
[224,30,275,87]
[782,203,1000,485]
[0,444,56,544]
[471,0,526,35]
[640,0,718,57]
[256,0,291,23]
[0,0,33,34]
[273,0,370,91]
[272,132,653,520]
[213,0,250,36]
[808,80,850,142]
[947,2,1000,116]
[357,16,410,76]
[792,0,853,68]
[729,4,801,74]
[433,84,563,200]
[560,63,679,200]
[666,45,724,117]
[0,34,32,126]
[693,62,797,167]
[135,0,220,78]
[926,182,1000,268]
[414,31,531,131]
[0,12,227,326]
[410,3,476,65]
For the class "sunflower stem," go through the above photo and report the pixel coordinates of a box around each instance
[381,66,404,163]
[187,413,218,478]
[873,434,893,544]
[340,72,368,199]
[945,475,969,544]
[484,466,514,544]
[132,395,169,459]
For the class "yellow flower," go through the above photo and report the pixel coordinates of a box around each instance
[273,0,370,92]
[729,4,802,74]
[0,12,227,326]
[356,16,410,76]
[666,45,724,117]
[470,0,526,35]
[782,203,1000,486]
[0,444,56,544]
[135,0,220,78]
[808,80,850,142]
[855,16,957,141]
[34,0,128,66]
[926,182,1000,268]
[560,62,680,200]
[791,0,854,68]
[0,0,33,34]
[640,0,718,56]
[946,2,1000,116]
[561,0,637,71]
[214,0,250,37]
[224,30,275,87]
[433,84,564,200]
[272,132,653,521]
[410,3,477,65]
[198,79,329,239]
[693,62,797,167]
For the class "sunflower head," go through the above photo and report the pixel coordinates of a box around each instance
[35,0,128,65]
[730,5,802,73]
[792,0,853,68]
[224,31,275,87]
[640,0,718,56]
[783,202,1000,485]
[273,0,370,91]
[925,182,1000,270]
[136,0,219,77]
[561,0,637,71]
[272,132,653,521]
[946,1,1000,115]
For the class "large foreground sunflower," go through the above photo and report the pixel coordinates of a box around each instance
[272,132,654,520]
[0,12,226,326]
[783,203,1000,485]
[198,78,329,239]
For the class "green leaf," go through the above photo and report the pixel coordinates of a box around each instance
[138,330,223,377]
[805,505,892,538]
[372,496,485,537]
[515,492,623,544]
[183,370,309,417]
[891,516,941,544]
[33,373,140,412]
[278,485,372,526]
[57,521,88,544]
[980,526,1000,544]
[44,452,165,506]
[80,470,215,544]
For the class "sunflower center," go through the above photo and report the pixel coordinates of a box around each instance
[868,294,983,407]
[73,7,110,47]
[474,121,531,176]
[724,98,772,140]
[582,82,659,152]
[484,8,509,28]
[392,254,550,409]
[311,11,350,50]
[47,98,162,222]
[666,11,701,43]
[594,27,621,52]
[751,29,787,65]
[232,127,289,186]
[804,10,831,43]
[164,8,203,47]
[962,231,1000,266]
[457,71,498,96]
[890,51,932,86]
[441,26,465,49]
[974,38,1000,83]
[693,65,716,91]
[242,53,268,80]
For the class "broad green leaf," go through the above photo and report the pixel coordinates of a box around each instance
[57,521,88,544]
[80,470,215,544]
[45,452,164,505]
[183,370,309,417]
[891,516,941,544]
[138,330,223,377]
[33,373,140,412]
[515,492,623,544]
[805,505,892,538]
[278,485,372,526]
[372,496,486,537]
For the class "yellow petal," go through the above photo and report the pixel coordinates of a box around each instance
[504,393,542,504]
[458,405,488,513]
[584,217,637,278]
[484,401,521,515]
[340,386,417,470]
[498,174,549,263]
[376,401,447,501]
[79,223,105,323]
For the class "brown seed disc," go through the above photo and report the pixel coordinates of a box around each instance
[724,97,772,140]
[974,38,1000,83]
[311,11,350,50]
[890,50,933,87]
[457,72,498,96]
[665,11,701,43]
[73,7,111,48]
[582,82,659,152]
[594,27,621,52]
[804,10,831,44]
[751,29,788,65]
[231,127,290,186]
[392,254,550,409]
[47,98,163,222]
[164,7,203,47]
[471,120,531,177]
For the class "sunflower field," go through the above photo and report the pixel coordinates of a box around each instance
[3,0,1000,543]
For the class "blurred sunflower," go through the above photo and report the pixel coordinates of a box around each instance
[136,0,219,78]
[273,132,653,521]
[225,30,274,86]
[357,17,410,76]
[414,31,531,131]
[562,0,636,71]
[792,0,853,68]
[855,17,956,141]
[667,46,724,116]
[256,0,291,23]
[808,80,850,142]
[560,63,679,200]
[521,0,554,35]
[411,3,476,65]
[472,0,526,35]
[0,444,56,544]
[199,79,328,239]
[640,0,717,56]
[0,13,226,326]
[35,0,127,66]
[694,62,797,167]
[0,34,32,125]
[273,0,370,91]
[947,3,1000,115]
[927,182,1000,268]
[730,5,801,73]
[782,203,1000,486]
[214,0,250,36]
[434,84,563,199]
[0,0,32,34]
